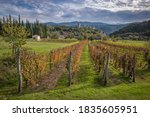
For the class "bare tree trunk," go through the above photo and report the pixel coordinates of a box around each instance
[17,48,23,93]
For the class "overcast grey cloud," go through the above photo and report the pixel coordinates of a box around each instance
[0,0,150,24]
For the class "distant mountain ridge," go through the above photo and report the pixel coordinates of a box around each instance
[45,21,127,34]
[111,20,150,40]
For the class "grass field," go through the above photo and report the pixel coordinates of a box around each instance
[0,38,150,100]
[0,37,78,57]
[0,38,11,57]
[24,41,78,53]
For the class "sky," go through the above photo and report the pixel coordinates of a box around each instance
[0,0,150,24]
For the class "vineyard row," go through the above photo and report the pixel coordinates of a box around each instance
[88,41,150,85]
[21,40,86,88]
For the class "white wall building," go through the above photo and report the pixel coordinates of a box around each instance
[32,35,41,41]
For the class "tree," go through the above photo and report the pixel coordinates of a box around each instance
[0,18,2,35]
[102,36,108,40]
[50,32,59,39]
[2,15,28,93]
[88,35,94,41]
[43,25,48,38]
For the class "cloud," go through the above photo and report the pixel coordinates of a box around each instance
[0,0,150,24]
[84,0,150,11]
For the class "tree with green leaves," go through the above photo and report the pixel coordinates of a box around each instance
[0,18,2,35]
[2,15,28,93]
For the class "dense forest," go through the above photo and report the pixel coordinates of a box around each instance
[0,15,106,40]
[48,26,106,40]
[111,20,150,40]
[0,15,49,38]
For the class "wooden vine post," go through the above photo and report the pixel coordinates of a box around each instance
[17,48,23,93]
[103,53,110,85]
[68,51,72,86]
[49,51,53,70]
[122,54,126,76]
[148,58,150,71]
[132,54,136,82]
[144,50,150,71]
[34,51,38,80]
[98,55,101,73]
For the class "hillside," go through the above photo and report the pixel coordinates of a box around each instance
[0,16,106,40]
[45,21,127,34]
[111,20,150,40]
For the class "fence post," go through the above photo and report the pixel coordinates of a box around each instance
[132,54,136,82]
[103,53,110,85]
[144,51,150,71]
[98,55,101,73]
[148,58,150,71]
[122,54,126,76]
[68,51,72,86]
[34,51,38,80]
[49,51,53,70]
[17,48,23,93]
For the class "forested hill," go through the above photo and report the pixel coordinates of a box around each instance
[45,21,127,34]
[0,16,106,40]
[110,20,150,40]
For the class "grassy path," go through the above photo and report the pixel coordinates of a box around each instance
[46,44,100,99]
[74,44,99,85]
[50,44,98,89]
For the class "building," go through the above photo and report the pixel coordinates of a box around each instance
[77,22,81,28]
[32,35,41,41]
